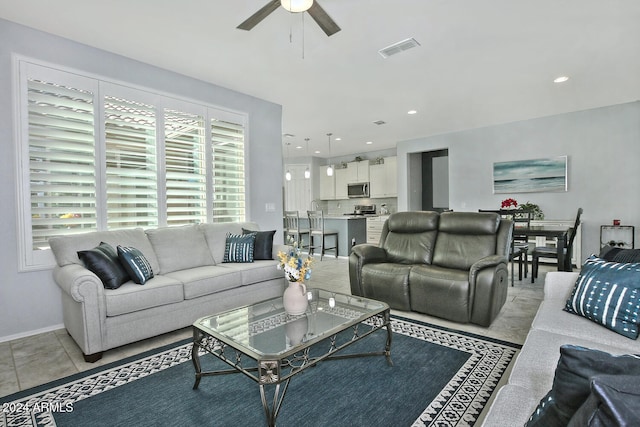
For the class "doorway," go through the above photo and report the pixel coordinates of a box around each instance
[421,149,449,211]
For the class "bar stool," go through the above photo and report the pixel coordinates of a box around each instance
[307,210,338,260]
[283,210,309,248]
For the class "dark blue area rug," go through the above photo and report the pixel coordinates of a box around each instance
[1,317,519,427]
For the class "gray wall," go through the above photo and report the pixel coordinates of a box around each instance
[0,20,283,340]
[398,101,640,261]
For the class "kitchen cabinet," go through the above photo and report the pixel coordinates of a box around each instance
[347,161,370,183]
[319,166,335,200]
[369,156,397,198]
[334,168,348,199]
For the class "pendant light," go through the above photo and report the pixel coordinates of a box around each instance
[326,133,334,176]
[304,138,311,179]
[281,0,313,13]
[285,142,292,181]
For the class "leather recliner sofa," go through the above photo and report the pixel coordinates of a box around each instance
[349,211,513,326]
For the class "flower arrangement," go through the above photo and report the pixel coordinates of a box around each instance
[501,198,518,209]
[277,237,313,283]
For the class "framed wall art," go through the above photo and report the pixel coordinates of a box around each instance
[493,156,567,194]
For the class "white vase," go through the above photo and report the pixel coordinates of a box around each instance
[283,281,308,315]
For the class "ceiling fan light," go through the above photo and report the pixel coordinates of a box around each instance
[281,0,313,13]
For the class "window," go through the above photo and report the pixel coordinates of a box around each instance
[16,60,248,270]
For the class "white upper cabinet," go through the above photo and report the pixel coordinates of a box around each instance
[369,156,397,198]
[346,161,370,183]
[334,168,349,199]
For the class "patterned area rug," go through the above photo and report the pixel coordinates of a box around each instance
[1,316,519,427]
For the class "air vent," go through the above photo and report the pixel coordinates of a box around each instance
[372,120,386,125]
[378,37,421,59]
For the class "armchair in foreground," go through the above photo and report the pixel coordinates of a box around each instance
[349,211,513,326]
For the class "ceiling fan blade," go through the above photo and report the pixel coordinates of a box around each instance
[307,2,341,36]
[237,0,281,31]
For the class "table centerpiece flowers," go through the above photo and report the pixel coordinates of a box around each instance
[501,198,518,209]
[277,237,313,315]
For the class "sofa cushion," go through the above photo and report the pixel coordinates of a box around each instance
[481,384,539,427]
[223,233,256,263]
[432,212,499,270]
[49,228,160,273]
[104,275,184,317]
[526,345,640,427]
[117,245,155,285]
[145,225,215,274]
[199,222,248,263]
[361,263,412,310]
[77,242,129,289]
[564,256,640,339]
[217,260,283,286]
[381,211,439,264]
[408,265,470,322]
[243,228,276,260]
[165,266,243,299]
[567,374,640,426]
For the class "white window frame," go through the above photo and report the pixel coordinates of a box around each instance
[14,56,249,271]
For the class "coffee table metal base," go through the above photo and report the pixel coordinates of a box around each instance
[191,309,392,426]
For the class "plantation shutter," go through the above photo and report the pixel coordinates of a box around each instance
[211,118,245,223]
[164,109,207,225]
[104,96,158,229]
[28,78,97,249]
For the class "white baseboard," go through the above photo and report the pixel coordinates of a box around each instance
[0,323,65,344]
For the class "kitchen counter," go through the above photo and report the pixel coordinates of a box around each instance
[286,216,367,257]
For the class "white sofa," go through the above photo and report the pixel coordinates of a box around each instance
[49,222,286,362]
[482,271,640,426]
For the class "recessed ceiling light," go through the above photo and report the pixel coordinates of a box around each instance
[408,110,417,115]
[295,145,302,149]
[553,76,570,83]
[335,137,342,141]
[314,150,321,154]
[366,141,373,145]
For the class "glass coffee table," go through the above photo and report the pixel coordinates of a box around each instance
[191,288,392,426]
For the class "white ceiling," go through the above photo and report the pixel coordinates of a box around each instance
[1,0,638,158]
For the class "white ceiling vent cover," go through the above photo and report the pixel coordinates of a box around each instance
[379,38,421,59]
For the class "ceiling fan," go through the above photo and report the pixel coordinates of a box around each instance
[237,0,341,37]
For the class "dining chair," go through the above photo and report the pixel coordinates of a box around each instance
[306,210,338,261]
[283,210,309,248]
[479,209,530,286]
[531,207,583,282]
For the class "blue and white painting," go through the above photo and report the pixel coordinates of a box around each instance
[493,156,567,193]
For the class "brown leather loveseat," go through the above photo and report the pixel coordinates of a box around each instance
[349,211,513,326]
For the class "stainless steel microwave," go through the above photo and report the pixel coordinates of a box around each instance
[348,182,369,198]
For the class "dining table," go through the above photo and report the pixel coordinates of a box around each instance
[517,224,573,271]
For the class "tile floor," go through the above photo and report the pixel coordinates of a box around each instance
[0,258,555,400]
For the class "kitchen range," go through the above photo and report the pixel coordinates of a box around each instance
[344,204,377,216]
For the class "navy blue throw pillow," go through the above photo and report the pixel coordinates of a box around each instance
[242,228,276,260]
[78,242,129,289]
[526,345,640,427]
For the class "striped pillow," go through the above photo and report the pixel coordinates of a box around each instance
[565,256,640,339]
[223,233,256,263]
[117,245,154,285]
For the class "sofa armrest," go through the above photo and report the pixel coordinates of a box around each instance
[351,244,388,263]
[53,264,108,356]
[349,244,388,296]
[469,255,508,284]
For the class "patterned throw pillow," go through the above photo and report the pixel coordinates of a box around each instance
[223,233,256,263]
[564,255,640,339]
[117,245,154,284]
